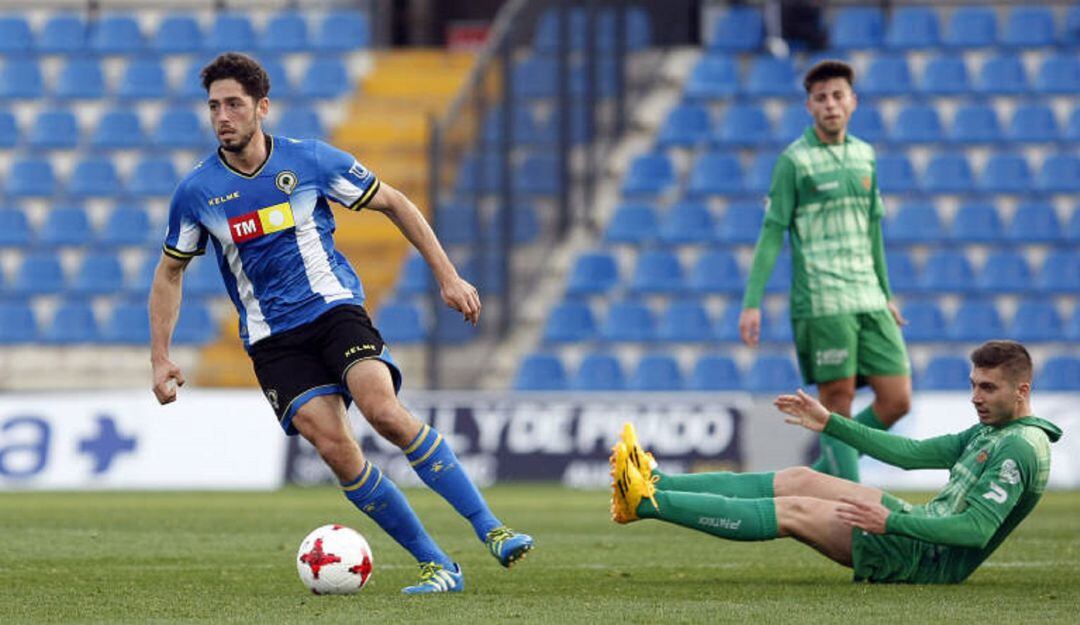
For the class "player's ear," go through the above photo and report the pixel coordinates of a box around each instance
[257,97,270,119]
[1016,380,1031,403]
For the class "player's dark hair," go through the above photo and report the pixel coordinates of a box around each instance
[201,52,270,101]
[803,60,855,93]
[971,341,1033,384]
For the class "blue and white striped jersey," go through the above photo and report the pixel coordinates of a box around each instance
[163,135,381,348]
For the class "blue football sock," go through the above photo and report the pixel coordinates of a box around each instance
[405,424,501,541]
[342,460,452,567]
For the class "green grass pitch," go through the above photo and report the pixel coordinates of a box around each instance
[2,486,1078,624]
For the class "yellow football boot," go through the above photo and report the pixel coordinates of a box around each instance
[620,422,657,481]
[610,442,658,524]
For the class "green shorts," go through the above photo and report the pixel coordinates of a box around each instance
[851,495,957,584]
[793,309,909,385]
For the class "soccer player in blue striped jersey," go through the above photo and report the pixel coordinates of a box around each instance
[149,53,532,594]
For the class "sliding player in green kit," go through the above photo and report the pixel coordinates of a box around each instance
[611,341,1060,583]
[738,60,910,481]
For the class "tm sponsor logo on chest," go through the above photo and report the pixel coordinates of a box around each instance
[228,202,296,243]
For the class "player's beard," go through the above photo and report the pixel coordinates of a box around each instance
[220,126,256,153]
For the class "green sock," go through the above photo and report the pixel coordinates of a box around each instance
[808,433,860,481]
[854,405,887,431]
[638,491,779,541]
[654,470,774,498]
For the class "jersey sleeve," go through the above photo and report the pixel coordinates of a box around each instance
[824,415,973,470]
[314,140,381,210]
[763,153,797,228]
[162,180,208,260]
[885,435,1036,548]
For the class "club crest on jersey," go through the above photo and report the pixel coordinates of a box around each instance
[275,170,298,195]
[228,202,296,243]
[861,176,872,190]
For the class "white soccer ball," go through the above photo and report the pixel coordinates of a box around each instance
[296,524,374,595]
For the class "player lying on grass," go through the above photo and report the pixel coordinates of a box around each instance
[610,340,1060,583]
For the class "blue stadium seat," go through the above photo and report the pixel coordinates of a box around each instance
[128,254,158,295]
[1009,202,1063,245]
[0,301,38,343]
[176,59,210,101]
[573,352,626,391]
[920,250,975,293]
[102,301,150,344]
[1037,357,1080,391]
[713,305,742,342]
[0,58,43,99]
[922,153,973,194]
[39,205,90,247]
[709,7,763,52]
[72,251,124,295]
[688,248,743,294]
[886,203,945,245]
[155,107,209,149]
[745,152,777,195]
[885,7,939,49]
[847,105,886,143]
[152,14,203,54]
[621,152,675,198]
[901,300,947,342]
[659,202,715,245]
[831,7,884,50]
[629,250,684,295]
[686,152,742,197]
[943,7,996,48]
[513,353,567,391]
[68,158,122,198]
[91,110,144,150]
[919,356,970,390]
[434,204,476,246]
[689,354,742,391]
[1037,250,1080,293]
[7,157,56,198]
[0,110,17,147]
[976,251,1031,294]
[129,155,180,197]
[569,57,618,99]
[0,207,32,247]
[684,55,739,101]
[260,11,309,53]
[714,103,772,147]
[875,154,918,194]
[182,257,222,298]
[1069,308,1080,342]
[1009,300,1062,343]
[28,109,79,150]
[746,355,800,392]
[743,57,798,98]
[765,251,791,293]
[511,56,556,100]
[276,107,324,140]
[38,14,86,55]
[977,153,1031,194]
[173,301,216,345]
[1035,53,1080,95]
[951,202,1004,243]
[454,152,499,196]
[657,103,710,148]
[1008,104,1059,143]
[99,205,153,247]
[1038,155,1080,194]
[762,306,793,343]
[260,57,295,101]
[604,203,657,245]
[513,153,559,197]
[1070,207,1080,242]
[11,252,65,295]
[975,55,1029,95]
[885,250,919,293]
[1065,5,1080,46]
[567,251,619,295]
[314,10,371,52]
[891,104,943,144]
[89,15,143,55]
[717,202,763,244]
[543,300,597,344]
[44,300,100,344]
[376,300,426,344]
[55,58,105,100]
[658,299,713,342]
[205,13,256,52]
[1001,7,1054,47]
[629,354,684,391]
[949,105,1001,144]
[298,58,350,99]
[948,299,1004,342]
[920,56,970,95]
[775,104,810,142]
[0,17,32,55]
[118,58,168,100]
[533,7,651,52]
[860,55,912,97]
[481,106,544,147]
[396,252,433,296]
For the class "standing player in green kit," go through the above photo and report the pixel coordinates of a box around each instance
[738,60,910,481]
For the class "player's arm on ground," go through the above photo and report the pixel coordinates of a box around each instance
[776,389,968,469]
[740,155,796,346]
[149,254,189,404]
[868,167,905,325]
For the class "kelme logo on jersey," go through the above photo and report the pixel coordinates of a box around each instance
[228,202,296,243]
